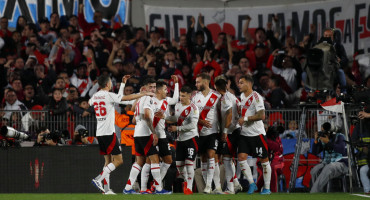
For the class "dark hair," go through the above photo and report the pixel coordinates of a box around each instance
[255,27,266,35]
[215,78,227,92]
[6,88,16,95]
[98,75,110,88]
[239,75,254,84]
[270,76,280,86]
[156,81,167,90]
[26,23,38,34]
[143,77,156,86]
[180,86,193,94]
[196,73,211,81]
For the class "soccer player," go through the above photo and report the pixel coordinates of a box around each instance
[123,78,171,194]
[192,73,222,194]
[214,78,242,194]
[237,75,271,195]
[165,86,199,195]
[140,76,179,194]
[90,75,154,194]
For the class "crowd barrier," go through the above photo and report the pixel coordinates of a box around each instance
[1,108,358,140]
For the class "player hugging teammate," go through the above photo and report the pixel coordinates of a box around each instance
[91,73,271,195]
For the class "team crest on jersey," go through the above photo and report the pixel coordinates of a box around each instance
[163,103,167,109]
[150,99,153,104]
[210,98,215,103]
[154,102,157,105]
[185,109,189,115]
[197,100,201,103]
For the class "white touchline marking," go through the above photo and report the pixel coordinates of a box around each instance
[352,194,370,198]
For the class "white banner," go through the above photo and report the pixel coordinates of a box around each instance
[144,0,370,56]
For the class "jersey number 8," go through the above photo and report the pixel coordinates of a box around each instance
[93,102,107,116]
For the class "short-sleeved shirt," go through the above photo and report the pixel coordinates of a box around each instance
[192,90,221,136]
[89,90,123,136]
[134,96,155,137]
[240,91,266,137]
[220,91,241,134]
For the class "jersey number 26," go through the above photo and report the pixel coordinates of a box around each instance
[93,102,107,116]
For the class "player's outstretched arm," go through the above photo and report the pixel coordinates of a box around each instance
[121,92,154,101]
[167,75,179,105]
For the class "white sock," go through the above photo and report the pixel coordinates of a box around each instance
[125,163,141,190]
[185,160,195,190]
[176,161,187,180]
[213,162,221,189]
[261,162,271,190]
[103,174,110,192]
[160,162,171,180]
[231,160,240,186]
[141,163,151,191]
[206,158,215,187]
[201,162,208,182]
[151,163,162,191]
[223,157,234,192]
[239,160,254,184]
[97,163,116,182]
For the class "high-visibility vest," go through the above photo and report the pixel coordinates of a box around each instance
[115,110,135,147]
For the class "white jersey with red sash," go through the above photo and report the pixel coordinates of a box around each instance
[192,90,221,136]
[152,97,170,139]
[240,91,266,137]
[220,91,241,134]
[174,102,199,141]
[134,96,155,137]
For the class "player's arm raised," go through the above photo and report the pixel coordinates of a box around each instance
[121,92,154,101]
[222,108,232,142]
[167,75,179,105]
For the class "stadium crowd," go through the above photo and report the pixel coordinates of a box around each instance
[1,3,370,195]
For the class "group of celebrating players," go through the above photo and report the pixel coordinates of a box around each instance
[89,73,272,195]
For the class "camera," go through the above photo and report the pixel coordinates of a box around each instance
[1,126,29,140]
[40,130,62,143]
[78,129,89,138]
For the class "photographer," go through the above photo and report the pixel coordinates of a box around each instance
[352,108,370,194]
[310,122,347,193]
[34,127,57,146]
[72,125,97,145]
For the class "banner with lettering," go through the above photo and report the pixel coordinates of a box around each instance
[0,0,127,29]
[144,0,370,56]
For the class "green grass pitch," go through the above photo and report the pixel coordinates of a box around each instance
[0,193,368,200]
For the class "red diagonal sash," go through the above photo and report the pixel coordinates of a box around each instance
[177,105,192,126]
[198,93,218,131]
[153,100,168,128]
[78,80,88,93]
[241,95,254,117]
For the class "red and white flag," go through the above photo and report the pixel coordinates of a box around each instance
[320,97,344,113]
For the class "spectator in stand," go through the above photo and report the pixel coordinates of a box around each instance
[269,50,300,92]
[49,12,61,33]
[44,88,68,131]
[266,76,285,109]
[73,97,95,131]
[78,4,109,37]
[38,18,57,43]
[21,104,44,132]
[0,17,12,38]
[1,88,27,121]
[193,49,222,86]
[22,83,48,109]
[34,62,56,95]
[70,64,93,98]
[245,42,269,74]
[187,14,213,59]
[16,16,27,33]
[11,78,24,101]
[66,85,80,109]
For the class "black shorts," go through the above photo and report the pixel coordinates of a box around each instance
[176,137,199,161]
[97,133,122,155]
[238,134,268,158]
[158,138,172,157]
[134,135,158,157]
[198,133,218,154]
[221,128,240,157]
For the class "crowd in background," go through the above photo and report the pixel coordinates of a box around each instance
[0,4,369,140]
